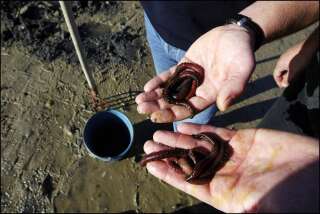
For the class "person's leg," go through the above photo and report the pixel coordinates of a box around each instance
[144,13,218,131]
[144,13,177,73]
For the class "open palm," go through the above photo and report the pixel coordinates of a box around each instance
[136,25,255,123]
[142,123,318,212]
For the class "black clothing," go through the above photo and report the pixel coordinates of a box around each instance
[141,1,254,50]
[258,52,319,139]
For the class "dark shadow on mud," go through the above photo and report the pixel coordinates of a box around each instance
[171,203,223,213]
[256,54,280,64]
[211,97,278,127]
[120,203,223,213]
[97,91,142,110]
[208,74,278,126]
[237,74,278,103]
[125,120,173,161]
[120,203,222,214]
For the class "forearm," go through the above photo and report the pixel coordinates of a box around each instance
[240,1,319,43]
[255,128,319,163]
[258,160,319,212]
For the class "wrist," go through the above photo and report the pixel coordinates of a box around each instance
[256,128,319,162]
[226,14,265,51]
[223,23,256,51]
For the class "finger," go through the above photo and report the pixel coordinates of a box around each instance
[150,109,176,123]
[286,70,297,86]
[146,161,211,205]
[143,140,170,154]
[273,70,283,87]
[273,55,290,87]
[144,67,176,92]
[138,93,187,111]
[135,89,163,104]
[136,90,175,116]
[153,130,213,151]
[154,93,213,122]
[157,97,175,110]
[177,123,236,142]
[196,82,218,103]
[188,96,211,112]
[177,124,243,175]
[216,78,246,111]
[143,140,183,168]
[150,96,210,123]
[278,70,289,88]
[177,123,215,134]
[137,101,160,114]
[150,104,194,123]
[145,160,187,189]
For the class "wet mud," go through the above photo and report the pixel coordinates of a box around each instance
[1,1,317,213]
[1,1,145,67]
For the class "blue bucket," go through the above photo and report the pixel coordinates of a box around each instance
[83,109,134,162]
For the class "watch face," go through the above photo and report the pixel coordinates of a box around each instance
[237,17,250,26]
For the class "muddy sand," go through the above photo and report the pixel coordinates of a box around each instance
[1,1,316,213]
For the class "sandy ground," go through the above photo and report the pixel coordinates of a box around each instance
[1,1,317,213]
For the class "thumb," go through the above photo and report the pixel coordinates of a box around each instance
[273,57,290,88]
[273,69,289,88]
[216,80,246,111]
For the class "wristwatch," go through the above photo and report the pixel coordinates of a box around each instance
[226,14,265,51]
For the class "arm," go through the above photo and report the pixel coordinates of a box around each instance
[240,1,319,43]
[136,1,319,122]
[253,128,319,212]
[258,161,319,212]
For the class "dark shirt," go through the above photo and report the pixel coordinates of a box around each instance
[140,1,254,50]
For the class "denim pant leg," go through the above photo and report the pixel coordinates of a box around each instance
[144,13,218,131]
[144,14,177,73]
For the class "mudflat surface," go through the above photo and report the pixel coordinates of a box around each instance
[1,1,316,213]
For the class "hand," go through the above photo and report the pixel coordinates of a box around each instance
[143,123,318,212]
[136,24,256,123]
[273,42,310,88]
[273,27,319,88]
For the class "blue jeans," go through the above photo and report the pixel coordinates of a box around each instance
[144,14,218,131]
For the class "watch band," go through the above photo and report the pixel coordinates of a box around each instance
[226,14,265,51]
